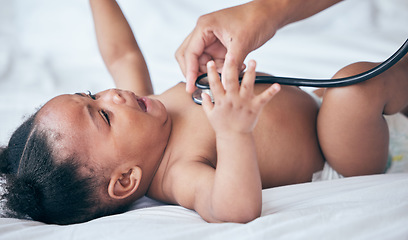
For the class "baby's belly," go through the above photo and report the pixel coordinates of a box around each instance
[253,85,324,187]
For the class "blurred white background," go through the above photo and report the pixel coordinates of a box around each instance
[1,0,407,145]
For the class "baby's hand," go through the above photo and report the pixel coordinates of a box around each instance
[201,59,280,136]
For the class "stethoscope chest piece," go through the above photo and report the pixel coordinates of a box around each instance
[193,73,215,104]
[192,87,214,105]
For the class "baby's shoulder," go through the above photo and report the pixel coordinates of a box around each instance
[155,82,198,111]
[149,152,215,205]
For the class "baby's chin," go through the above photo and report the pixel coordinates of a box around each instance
[149,97,170,123]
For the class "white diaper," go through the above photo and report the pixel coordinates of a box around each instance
[301,87,322,107]
[312,162,344,182]
[303,88,343,182]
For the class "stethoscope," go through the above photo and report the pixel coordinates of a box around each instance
[192,38,408,105]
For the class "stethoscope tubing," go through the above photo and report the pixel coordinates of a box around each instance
[195,38,408,89]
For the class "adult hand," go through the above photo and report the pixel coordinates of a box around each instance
[176,0,343,93]
[176,0,283,93]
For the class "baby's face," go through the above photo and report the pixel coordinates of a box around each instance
[37,89,171,184]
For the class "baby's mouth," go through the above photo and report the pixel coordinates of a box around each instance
[137,98,147,112]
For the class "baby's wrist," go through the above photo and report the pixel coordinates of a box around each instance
[215,130,254,142]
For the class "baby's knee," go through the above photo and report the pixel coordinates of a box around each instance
[332,61,379,80]
[322,62,386,110]
[326,62,383,97]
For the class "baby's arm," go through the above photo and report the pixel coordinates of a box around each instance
[90,0,153,95]
[172,59,280,223]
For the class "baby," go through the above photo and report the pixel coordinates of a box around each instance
[1,0,407,225]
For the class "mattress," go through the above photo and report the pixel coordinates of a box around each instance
[0,173,407,240]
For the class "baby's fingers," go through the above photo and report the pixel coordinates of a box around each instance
[239,60,256,97]
[255,83,281,107]
[207,60,224,100]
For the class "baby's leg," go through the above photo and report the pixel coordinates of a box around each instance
[317,57,408,176]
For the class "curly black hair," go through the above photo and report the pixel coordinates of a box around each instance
[0,112,129,225]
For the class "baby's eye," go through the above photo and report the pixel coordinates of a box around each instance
[87,91,97,100]
[99,110,111,126]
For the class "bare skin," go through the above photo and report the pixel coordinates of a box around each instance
[35,0,408,224]
[318,58,408,176]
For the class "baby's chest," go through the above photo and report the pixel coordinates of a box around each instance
[168,106,218,167]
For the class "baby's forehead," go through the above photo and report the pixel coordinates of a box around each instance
[38,94,114,173]
[36,94,90,153]
[38,94,81,123]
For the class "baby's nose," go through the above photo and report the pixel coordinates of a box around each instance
[113,94,125,104]
[106,89,126,104]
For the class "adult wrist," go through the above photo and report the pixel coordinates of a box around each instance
[253,0,343,30]
[252,0,291,31]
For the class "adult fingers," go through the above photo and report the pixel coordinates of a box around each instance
[221,53,240,93]
[180,29,208,94]
[198,53,212,75]
[175,33,200,94]
[184,50,201,94]
[175,32,192,77]
[224,38,250,77]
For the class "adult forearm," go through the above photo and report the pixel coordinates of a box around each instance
[256,0,343,29]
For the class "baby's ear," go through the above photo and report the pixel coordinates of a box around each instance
[108,166,142,200]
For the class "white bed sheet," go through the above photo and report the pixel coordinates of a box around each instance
[1,0,408,239]
[1,173,407,240]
